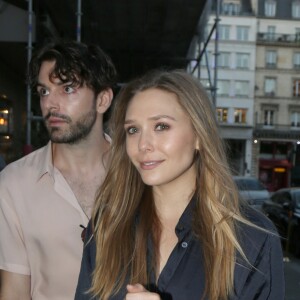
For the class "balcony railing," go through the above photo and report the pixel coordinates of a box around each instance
[256,123,300,130]
[254,123,300,139]
[257,32,300,44]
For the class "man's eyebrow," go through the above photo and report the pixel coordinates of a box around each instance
[36,82,47,88]
[36,79,67,88]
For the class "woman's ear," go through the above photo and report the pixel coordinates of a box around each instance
[195,138,200,151]
[96,88,113,114]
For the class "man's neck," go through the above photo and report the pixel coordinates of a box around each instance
[51,134,110,175]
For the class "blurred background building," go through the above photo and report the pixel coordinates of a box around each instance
[189,0,300,192]
[1,0,300,192]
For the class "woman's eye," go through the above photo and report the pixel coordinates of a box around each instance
[156,123,169,131]
[126,127,138,134]
[64,86,75,94]
[37,88,49,97]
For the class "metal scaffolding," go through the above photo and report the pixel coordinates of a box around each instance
[191,0,220,106]
[25,0,83,151]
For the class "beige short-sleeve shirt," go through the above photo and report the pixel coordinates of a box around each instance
[0,142,89,299]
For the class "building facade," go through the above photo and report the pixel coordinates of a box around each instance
[189,0,300,191]
[253,0,300,191]
[190,0,257,176]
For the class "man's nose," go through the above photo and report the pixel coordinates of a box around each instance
[43,91,59,111]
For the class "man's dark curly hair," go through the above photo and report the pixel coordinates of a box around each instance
[28,40,118,95]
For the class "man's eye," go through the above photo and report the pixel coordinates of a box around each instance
[38,88,49,96]
[126,127,138,134]
[64,86,75,94]
[156,123,169,131]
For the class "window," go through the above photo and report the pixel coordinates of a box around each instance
[294,53,300,68]
[235,81,249,97]
[219,25,230,40]
[234,108,247,124]
[292,1,300,18]
[296,28,300,41]
[266,50,277,68]
[222,3,240,15]
[260,142,273,159]
[217,108,228,122]
[291,111,300,127]
[264,110,274,126]
[217,52,230,68]
[266,26,276,40]
[293,79,300,97]
[236,53,250,69]
[217,80,230,95]
[236,26,249,41]
[264,78,276,96]
[0,109,9,133]
[200,50,211,66]
[265,0,276,17]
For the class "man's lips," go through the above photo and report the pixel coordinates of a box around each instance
[47,117,67,126]
[140,160,164,170]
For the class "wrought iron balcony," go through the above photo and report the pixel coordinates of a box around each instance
[257,32,300,45]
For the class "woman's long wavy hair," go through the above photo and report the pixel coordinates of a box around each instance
[91,69,251,300]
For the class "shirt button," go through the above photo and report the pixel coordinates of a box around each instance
[181,241,188,248]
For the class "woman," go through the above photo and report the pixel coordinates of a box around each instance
[75,70,284,300]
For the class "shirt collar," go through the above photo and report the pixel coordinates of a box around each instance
[35,133,111,182]
[36,141,55,181]
[175,196,196,239]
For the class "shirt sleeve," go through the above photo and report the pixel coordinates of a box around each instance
[75,222,95,300]
[234,224,285,299]
[0,192,30,275]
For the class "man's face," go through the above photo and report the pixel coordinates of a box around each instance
[37,60,97,144]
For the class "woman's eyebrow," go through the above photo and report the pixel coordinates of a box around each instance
[124,114,176,125]
[149,115,176,121]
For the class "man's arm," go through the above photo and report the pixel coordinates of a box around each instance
[0,270,31,300]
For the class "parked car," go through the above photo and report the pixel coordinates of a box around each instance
[233,176,270,210]
[262,188,300,256]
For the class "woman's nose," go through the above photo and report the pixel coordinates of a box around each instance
[138,131,154,152]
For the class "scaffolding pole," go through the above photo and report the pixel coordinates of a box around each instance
[25,0,33,151]
[213,0,220,106]
[76,0,82,42]
[191,0,220,105]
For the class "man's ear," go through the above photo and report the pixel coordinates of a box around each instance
[96,88,113,114]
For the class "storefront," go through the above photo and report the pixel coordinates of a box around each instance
[259,158,292,192]
[0,95,13,162]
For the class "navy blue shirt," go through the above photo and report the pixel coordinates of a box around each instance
[75,202,285,300]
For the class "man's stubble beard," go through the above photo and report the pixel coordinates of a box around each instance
[46,107,98,145]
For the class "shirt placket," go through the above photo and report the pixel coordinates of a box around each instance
[157,227,193,291]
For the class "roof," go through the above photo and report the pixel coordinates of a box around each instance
[1,0,211,83]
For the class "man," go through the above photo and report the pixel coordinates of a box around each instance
[0,41,117,299]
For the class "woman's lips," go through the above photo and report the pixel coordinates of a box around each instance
[140,160,163,170]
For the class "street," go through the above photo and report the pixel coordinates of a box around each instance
[284,252,300,300]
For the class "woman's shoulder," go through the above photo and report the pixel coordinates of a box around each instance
[237,205,281,256]
[233,206,285,300]
[241,205,277,233]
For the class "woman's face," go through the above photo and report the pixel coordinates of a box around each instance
[124,88,198,189]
